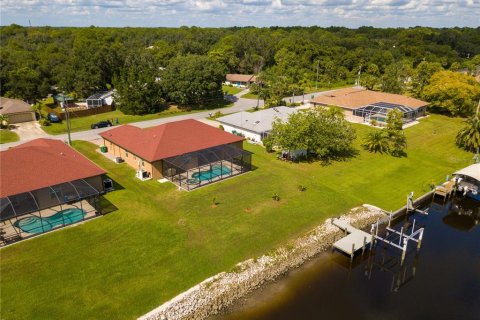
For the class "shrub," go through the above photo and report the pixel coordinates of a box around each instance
[272,193,280,201]
[39,118,51,126]
[218,124,224,131]
[298,185,307,192]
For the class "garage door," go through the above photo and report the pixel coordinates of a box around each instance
[7,112,35,124]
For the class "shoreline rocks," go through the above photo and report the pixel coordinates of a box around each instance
[139,205,387,320]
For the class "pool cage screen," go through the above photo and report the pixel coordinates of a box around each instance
[353,102,418,123]
[162,144,252,190]
[86,92,107,108]
[0,179,102,246]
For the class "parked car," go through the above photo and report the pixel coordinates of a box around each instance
[91,120,113,129]
[47,112,61,123]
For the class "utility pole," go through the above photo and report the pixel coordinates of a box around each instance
[62,99,72,146]
[315,60,320,91]
[476,99,480,163]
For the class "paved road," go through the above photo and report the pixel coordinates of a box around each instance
[0,88,339,151]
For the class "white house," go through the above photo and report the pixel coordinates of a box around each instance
[86,90,115,108]
[216,106,297,143]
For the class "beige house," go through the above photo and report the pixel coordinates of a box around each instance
[224,74,258,88]
[311,87,429,124]
[0,97,36,124]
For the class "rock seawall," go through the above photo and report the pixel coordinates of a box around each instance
[139,205,386,320]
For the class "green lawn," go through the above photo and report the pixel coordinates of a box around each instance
[42,100,233,135]
[222,85,243,95]
[0,115,472,319]
[41,109,199,135]
[0,129,20,144]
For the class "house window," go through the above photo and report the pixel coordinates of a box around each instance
[125,151,129,158]
[141,160,145,166]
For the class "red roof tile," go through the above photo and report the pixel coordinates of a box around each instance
[311,87,429,109]
[0,139,106,198]
[99,119,245,162]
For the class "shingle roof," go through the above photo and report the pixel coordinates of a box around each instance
[217,106,297,134]
[311,87,429,109]
[0,97,33,114]
[0,139,106,198]
[226,74,256,82]
[99,119,245,162]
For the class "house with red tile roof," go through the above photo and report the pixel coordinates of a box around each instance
[311,87,429,124]
[99,119,252,190]
[0,139,106,245]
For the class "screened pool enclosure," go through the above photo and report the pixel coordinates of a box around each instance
[353,102,418,123]
[0,179,102,246]
[162,144,252,190]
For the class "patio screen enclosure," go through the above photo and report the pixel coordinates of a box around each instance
[0,178,102,245]
[353,102,417,123]
[162,144,252,190]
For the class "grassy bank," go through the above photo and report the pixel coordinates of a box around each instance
[0,115,472,319]
[0,129,20,144]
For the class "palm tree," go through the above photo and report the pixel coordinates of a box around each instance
[363,130,390,154]
[456,115,480,153]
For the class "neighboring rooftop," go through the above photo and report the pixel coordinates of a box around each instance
[0,139,106,198]
[0,97,32,114]
[217,106,297,134]
[311,87,429,109]
[226,74,257,83]
[100,119,245,162]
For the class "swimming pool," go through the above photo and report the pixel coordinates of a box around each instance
[14,208,86,234]
[190,165,231,182]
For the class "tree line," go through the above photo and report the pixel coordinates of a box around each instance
[1,24,480,115]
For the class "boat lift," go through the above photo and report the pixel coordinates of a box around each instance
[332,192,426,265]
[370,216,424,266]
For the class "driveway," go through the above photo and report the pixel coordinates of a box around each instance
[10,121,49,141]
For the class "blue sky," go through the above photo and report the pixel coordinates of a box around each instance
[1,0,479,28]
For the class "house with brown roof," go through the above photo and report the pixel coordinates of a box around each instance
[225,74,257,88]
[311,87,429,125]
[99,119,252,190]
[0,139,106,245]
[0,97,36,124]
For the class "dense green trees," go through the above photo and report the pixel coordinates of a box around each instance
[1,25,479,115]
[161,55,224,106]
[266,107,356,161]
[113,50,163,115]
[422,71,480,116]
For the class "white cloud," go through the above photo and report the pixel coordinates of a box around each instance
[0,0,478,27]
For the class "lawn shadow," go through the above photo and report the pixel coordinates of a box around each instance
[99,196,118,215]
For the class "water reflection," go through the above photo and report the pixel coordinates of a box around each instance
[217,196,480,320]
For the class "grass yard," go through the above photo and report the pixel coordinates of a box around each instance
[0,129,20,144]
[0,115,472,319]
[222,85,243,95]
[41,109,199,135]
[42,100,233,135]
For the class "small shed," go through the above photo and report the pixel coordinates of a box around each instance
[0,97,35,124]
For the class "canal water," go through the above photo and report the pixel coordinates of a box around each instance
[216,197,480,320]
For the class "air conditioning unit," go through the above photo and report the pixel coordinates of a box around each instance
[115,157,124,163]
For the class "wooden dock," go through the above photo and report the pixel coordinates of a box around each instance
[434,180,455,200]
[332,219,371,259]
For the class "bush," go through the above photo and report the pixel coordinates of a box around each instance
[218,124,224,130]
[39,118,51,126]
[213,111,224,119]
[272,193,280,201]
